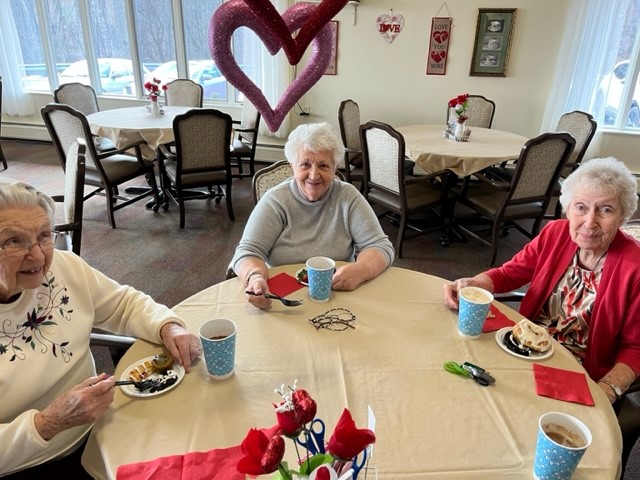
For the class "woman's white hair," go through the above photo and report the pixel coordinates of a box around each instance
[560,157,638,221]
[284,122,345,170]
[0,179,56,226]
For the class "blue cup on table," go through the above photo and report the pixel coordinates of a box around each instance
[457,286,493,338]
[306,256,335,303]
[198,319,236,380]
[534,412,592,480]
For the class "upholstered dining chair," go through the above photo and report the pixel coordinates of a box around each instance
[41,102,160,228]
[453,132,576,266]
[338,99,365,188]
[51,138,86,255]
[360,120,451,258]
[446,94,496,129]
[231,100,261,178]
[0,76,8,170]
[158,108,234,228]
[53,82,116,153]
[164,78,203,107]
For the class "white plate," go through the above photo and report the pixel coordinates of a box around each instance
[119,355,185,398]
[295,268,308,286]
[494,327,553,360]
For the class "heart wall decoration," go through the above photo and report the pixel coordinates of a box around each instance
[426,17,452,75]
[376,11,405,44]
[209,0,349,132]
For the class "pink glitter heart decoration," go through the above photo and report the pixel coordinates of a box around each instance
[242,0,349,64]
[210,1,333,132]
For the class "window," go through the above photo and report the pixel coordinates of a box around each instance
[10,0,261,106]
[591,0,640,129]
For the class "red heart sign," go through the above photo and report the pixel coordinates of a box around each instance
[243,0,348,64]
[430,50,446,63]
[433,30,449,44]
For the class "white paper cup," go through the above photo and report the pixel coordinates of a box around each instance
[198,319,236,380]
[533,412,592,480]
[457,286,493,338]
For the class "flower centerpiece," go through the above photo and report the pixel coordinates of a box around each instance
[447,93,470,141]
[144,77,167,117]
[237,381,376,480]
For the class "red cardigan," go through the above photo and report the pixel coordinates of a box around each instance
[486,219,640,380]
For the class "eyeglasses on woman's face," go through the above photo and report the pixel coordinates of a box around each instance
[0,231,61,257]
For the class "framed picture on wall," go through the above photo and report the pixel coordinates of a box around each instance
[325,21,338,75]
[470,8,516,77]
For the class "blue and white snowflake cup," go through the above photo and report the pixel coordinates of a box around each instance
[306,256,335,303]
[198,319,237,380]
[457,286,493,338]
[533,412,592,480]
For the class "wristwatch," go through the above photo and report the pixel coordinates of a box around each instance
[599,380,623,401]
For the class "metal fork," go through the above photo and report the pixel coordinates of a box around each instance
[244,291,304,307]
[114,378,163,391]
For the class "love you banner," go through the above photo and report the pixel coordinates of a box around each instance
[426,17,451,75]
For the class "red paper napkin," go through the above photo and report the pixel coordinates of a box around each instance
[268,272,304,297]
[482,304,516,333]
[116,445,244,480]
[533,364,595,406]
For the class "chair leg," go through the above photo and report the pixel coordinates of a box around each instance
[178,193,186,229]
[0,144,7,170]
[489,221,500,266]
[104,188,117,229]
[225,182,235,221]
[396,214,407,259]
[249,157,255,177]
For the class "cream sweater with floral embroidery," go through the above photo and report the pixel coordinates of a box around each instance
[0,250,184,475]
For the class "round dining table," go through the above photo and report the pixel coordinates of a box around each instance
[81,265,622,479]
[396,124,528,177]
[87,105,193,160]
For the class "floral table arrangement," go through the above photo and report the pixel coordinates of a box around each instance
[237,381,376,480]
[144,77,167,117]
[446,93,471,141]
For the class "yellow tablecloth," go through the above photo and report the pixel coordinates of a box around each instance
[82,265,621,479]
[396,125,528,176]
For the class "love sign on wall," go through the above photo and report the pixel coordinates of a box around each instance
[426,17,452,75]
[376,11,404,44]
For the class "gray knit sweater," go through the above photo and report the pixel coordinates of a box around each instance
[232,179,395,270]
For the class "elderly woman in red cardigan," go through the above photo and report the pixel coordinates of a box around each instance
[443,157,640,405]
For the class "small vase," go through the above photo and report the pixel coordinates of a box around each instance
[150,96,161,117]
[455,121,466,141]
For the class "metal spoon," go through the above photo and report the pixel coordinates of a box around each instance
[114,378,163,391]
[244,291,304,307]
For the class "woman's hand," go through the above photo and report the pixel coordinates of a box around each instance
[443,274,494,310]
[333,263,365,291]
[160,323,201,373]
[245,275,272,310]
[34,373,115,441]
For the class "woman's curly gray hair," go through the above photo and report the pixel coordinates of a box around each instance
[560,157,638,221]
[284,122,345,171]
[0,179,56,226]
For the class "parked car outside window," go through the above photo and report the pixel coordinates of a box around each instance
[58,58,144,95]
[595,60,640,128]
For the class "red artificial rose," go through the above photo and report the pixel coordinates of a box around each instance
[448,98,457,108]
[275,388,317,435]
[315,465,332,480]
[457,93,469,104]
[144,81,153,91]
[237,428,285,475]
[326,408,376,460]
[162,84,168,91]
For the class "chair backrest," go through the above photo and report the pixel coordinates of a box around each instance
[172,108,233,180]
[237,100,261,145]
[55,138,86,255]
[505,132,576,206]
[555,110,597,176]
[447,95,496,128]
[252,160,293,204]
[53,82,100,116]
[338,99,362,161]
[251,160,347,204]
[41,103,99,173]
[164,79,203,107]
[360,121,406,197]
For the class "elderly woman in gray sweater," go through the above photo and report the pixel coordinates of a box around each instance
[232,122,395,309]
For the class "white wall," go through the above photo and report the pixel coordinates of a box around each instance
[2,0,639,171]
